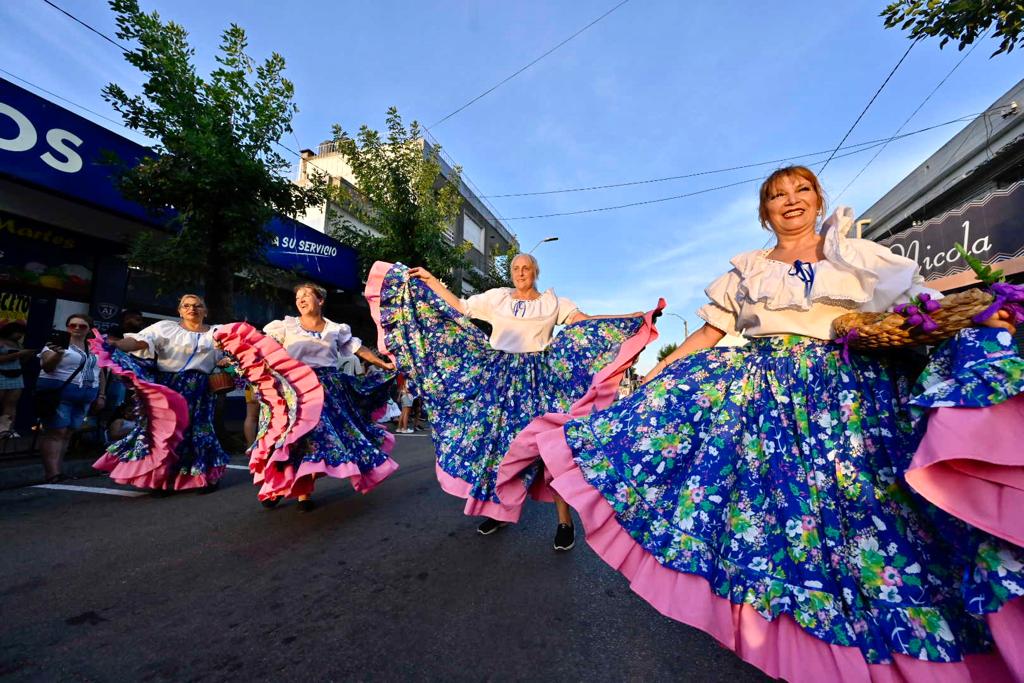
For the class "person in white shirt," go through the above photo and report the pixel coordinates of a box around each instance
[97,294,230,493]
[524,165,1024,681]
[365,253,657,552]
[36,314,106,482]
[250,283,396,512]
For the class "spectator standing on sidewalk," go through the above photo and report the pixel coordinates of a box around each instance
[36,315,105,482]
[0,322,33,438]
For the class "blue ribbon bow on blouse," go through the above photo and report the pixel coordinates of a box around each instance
[789,260,816,298]
[511,300,528,318]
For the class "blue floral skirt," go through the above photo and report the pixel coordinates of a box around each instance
[275,366,398,498]
[367,261,652,520]
[539,331,1024,679]
[97,350,230,490]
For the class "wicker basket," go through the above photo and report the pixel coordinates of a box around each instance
[207,370,236,395]
[832,288,994,350]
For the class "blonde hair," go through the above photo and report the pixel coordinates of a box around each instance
[758,166,827,230]
[177,293,206,309]
[510,253,541,280]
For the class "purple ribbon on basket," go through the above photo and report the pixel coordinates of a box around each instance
[834,328,859,365]
[893,293,940,333]
[971,282,1024,326]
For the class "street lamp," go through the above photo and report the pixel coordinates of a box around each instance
[664,312,689,338]
[528,236,559,253]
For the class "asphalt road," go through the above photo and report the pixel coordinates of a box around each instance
[0,432,771,682]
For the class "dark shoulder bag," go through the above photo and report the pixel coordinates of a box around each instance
[34,349,88,421]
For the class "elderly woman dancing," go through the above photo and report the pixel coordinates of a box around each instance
[517,166,1024,681]
[365,253,660,551]
[217,282,397,512]
[94,294,230,493]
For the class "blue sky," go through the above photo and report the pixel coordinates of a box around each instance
[3,1,1023,367]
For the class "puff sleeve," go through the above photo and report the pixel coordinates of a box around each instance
[696,270,742,336]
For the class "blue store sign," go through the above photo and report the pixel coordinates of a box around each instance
[265,216,360,291]
[0,76,358,290]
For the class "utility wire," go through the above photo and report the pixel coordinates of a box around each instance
[818,38,919,175]
[0,67,139,133]
[41,0,131,53]
[484,114,982,198]
[834,31,988,202]
[498,123,986,221]
[428,0,631,128]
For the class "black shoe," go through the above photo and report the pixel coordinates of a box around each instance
[297,498,316,513]
[477,518,508,535]
[260,497,281,509]
[151,488,173,498]
[197,481,220,495]
[553,523,575,551]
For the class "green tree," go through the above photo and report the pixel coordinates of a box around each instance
[327,108,469,289]
[656,343,679,362]
[102,0,324,320]
[881,1,1024,55]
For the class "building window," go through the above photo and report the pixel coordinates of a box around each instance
[463,214,485,253]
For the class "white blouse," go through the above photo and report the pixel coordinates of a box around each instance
[37,344,101,387]
[263,316,361,369]
[126,320,223,374]
[462,288,579,353]
[696,207,941,340]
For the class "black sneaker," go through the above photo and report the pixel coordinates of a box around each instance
[297,498,316,513]
[553,523,575,551]
[260,497,281,509]
[477,518,508,535]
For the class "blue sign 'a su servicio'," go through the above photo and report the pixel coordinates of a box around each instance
[0,76,358,291]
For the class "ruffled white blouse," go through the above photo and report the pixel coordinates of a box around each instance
[126,320,223,373]
[462,288,579,353]
[696,207,941,340]
[263,316,361,368]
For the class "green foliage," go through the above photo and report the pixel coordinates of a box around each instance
[327,108,469,290]
[657,342,679,362]
[881,1,1024,55]
[102,0,325,320]
[954,243,1005,283]
[465,242,519,292]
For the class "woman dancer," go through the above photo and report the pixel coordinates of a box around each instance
[94,294,230,492]
[520,166,1024,680]
[366,253,660,550]
[224,283,398,512]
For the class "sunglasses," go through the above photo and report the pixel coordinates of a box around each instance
[67,323,89,329]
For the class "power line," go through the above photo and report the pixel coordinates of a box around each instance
[834,31,989,202]
[818,38,919,175]
[483,114,982,198]
[498,119,986,221]
[41,0,131,53]
[0,67,141,134]
[502,176,763,220]
[428,0,631,128]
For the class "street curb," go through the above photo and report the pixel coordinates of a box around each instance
[0,458,102,491]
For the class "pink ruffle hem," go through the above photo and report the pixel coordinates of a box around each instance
[535,424,1024,682]
[906,395,1024,549]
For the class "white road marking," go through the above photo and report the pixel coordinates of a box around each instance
[225,464,249,470]
[32,484,147,497]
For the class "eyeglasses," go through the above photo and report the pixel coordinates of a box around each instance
[180,304,206,310]
[67,323,89,329]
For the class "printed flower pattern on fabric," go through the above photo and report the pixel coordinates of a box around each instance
[563,334,1024,665]
[377,263,644,504]
[911,326,1024,409]
[103,350,229,480]
[292,367,394,474]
